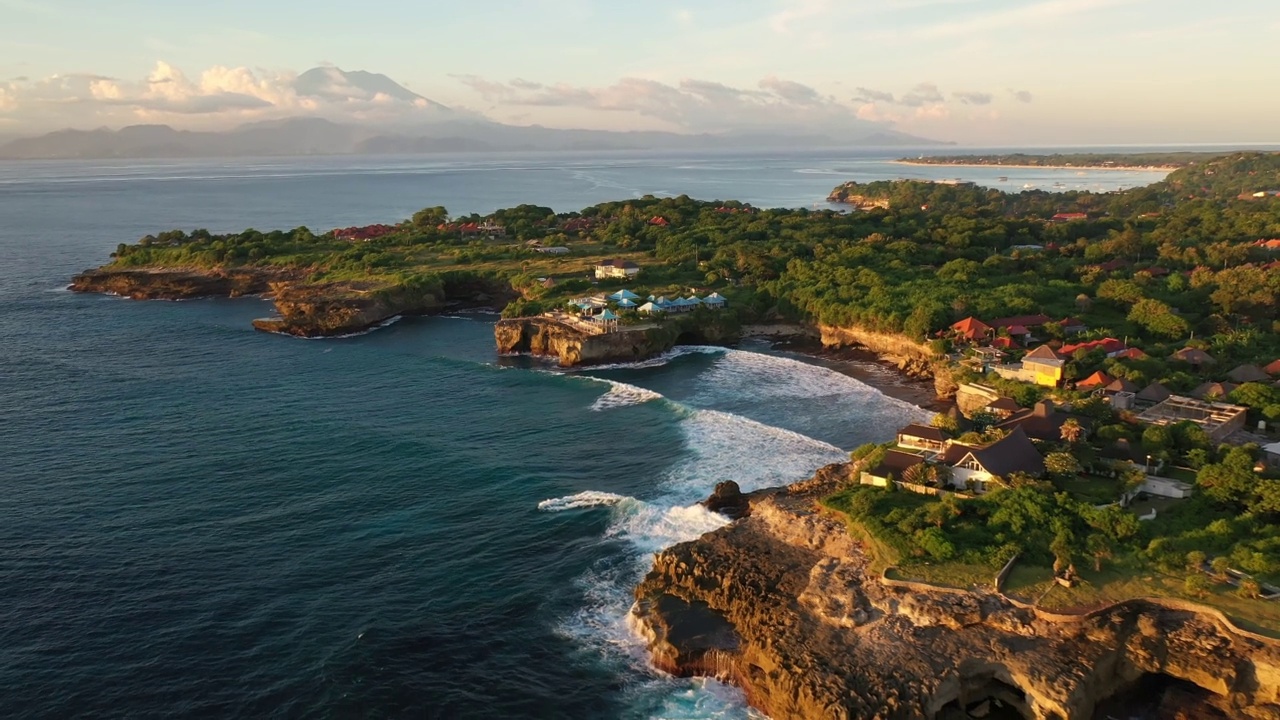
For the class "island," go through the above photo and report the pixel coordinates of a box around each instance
[72,152,1280,715]
[895,151,1231,171]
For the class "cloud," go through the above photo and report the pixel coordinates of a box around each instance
[853,87,895,103]
[898,82,944,107]
[913,0,1136,39]
[952,91,993,105]
[0,61,446,132]
[758,76,826,106]
[1009,89,1034,103]
[451,73,882,134]
[769,0,832,34]
[509,78,543,91]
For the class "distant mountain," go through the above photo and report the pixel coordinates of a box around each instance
[293,67,450,111]
[0,117,948,159]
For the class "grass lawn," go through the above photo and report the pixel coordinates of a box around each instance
[1056,473,1123,505]
[890,562,999,591]
[1002,558,1280,639]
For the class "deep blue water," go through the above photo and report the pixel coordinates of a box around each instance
[0,149,1160,718]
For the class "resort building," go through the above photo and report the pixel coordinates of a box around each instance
[1137,396,1248,442]
[859,450,926,488]
[595,259,641,280]
[1022,345,1066,387]
[996,400,1090,443]
[896,424,948,454]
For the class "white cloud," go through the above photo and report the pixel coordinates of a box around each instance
[0,61,446,131]
[913,0,1136,39]
[952,91,993,105]
[769,0,832,34]
[899,82,944,107]
[1009,89,1034,103]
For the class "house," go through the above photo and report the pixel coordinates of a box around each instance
[1255,239,1280,251]
[1103,378,1140,396]
[649,216,670,227]
[896,424,948,453]
[990,336,1017,350]
[617,298,638,310]
[1227,364,1270,383]
[609,289,641,302]
[1060,337,1126,358]
[972,347,1006,367]
[1266,359,1280,377]
[1115,347,1148,361]
[702,292,727,308]
[983,397,1023,419]
[1135,382,1173,409]
[1022,345,1066,387]
[997,400,1090,443]
[860,450,926,488]
[1138,395,1248,442]
[594,259,641,280]
[1058,317,1089,334]
[943,427,1046,494]
[1076,371,1115,391]
[539,277,558,290]
[991,314,1052,330]
[593,309,619,333]
[637,302,662,315]
[1003,325,1033,343]
[951,316,992,342]
[1190,381,1238,401]
[1172,347,1216,367]
[1263,442,1280,469]
[1051,212,1089,222]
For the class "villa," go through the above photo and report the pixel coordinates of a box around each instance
[595,259,641,280]
[942,427,1046,494]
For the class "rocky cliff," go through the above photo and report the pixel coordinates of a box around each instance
[817,323,952,397]
[69,267,292,299]
[495,314,740,367]
[632,464,1280,719]
[72,266,515,337]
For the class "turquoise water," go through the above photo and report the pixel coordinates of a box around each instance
[0,149,1138,718]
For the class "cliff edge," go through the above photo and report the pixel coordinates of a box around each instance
[495,314,740,367]
[632,464,1280,719]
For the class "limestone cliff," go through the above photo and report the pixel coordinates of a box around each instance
[495,314,740,367]
[72,266,515,337]
[69,267,292,299]
[632,464,1280,719]
[817,323,950,396]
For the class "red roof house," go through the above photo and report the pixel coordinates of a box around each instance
[1076,371,1115,390]
[951,316,992,341]
[1051,212,1089,222]
[1061,337,1126,358]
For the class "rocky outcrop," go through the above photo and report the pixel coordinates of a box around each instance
[701,481,750,520]
[495,315,740,367]
[818,323,945,391]
[73,265,515,337]
[69,267,293,299]
[827,184,892,210]
[632,465,1280,719]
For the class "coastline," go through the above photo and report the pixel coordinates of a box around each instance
[892,159,1178,172]
[739,323,945,412]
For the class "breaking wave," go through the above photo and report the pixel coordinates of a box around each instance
[589,379,666,411]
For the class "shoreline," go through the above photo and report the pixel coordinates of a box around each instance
[892,159,1177,172]
[739,323,945,413]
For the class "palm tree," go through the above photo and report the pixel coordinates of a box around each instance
[1060,418,1084,445]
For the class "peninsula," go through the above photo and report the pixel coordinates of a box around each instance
[896,151,1229,171]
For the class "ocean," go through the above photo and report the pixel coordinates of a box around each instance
[0,149,1162,718]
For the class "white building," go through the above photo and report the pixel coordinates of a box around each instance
[594,259,640,280]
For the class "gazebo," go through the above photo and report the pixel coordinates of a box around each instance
[594,309,619,333]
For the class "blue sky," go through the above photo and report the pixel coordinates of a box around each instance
[1,0,1276,144]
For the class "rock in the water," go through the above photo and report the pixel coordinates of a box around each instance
[702,480,750,519]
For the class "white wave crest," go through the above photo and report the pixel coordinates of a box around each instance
[581,345,727,371]
[590,379,666,411]
[538,491,631,512]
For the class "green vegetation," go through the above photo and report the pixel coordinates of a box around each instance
[898,152,1230,169]
[106,152,1279,372]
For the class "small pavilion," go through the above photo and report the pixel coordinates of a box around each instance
[594,309,619,333]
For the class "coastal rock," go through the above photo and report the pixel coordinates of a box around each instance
[702,481,750,519]
[495,315,739,367]
[632,463,1280,719]
[818,323,940,384]
[69,267,290,299]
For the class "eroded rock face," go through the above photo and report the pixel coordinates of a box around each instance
[494,316,742,366]
[702,481,750,520]
[632,467,1280,720]
[70,267,289,299]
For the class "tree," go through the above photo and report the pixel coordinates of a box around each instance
[930,412,959,434]
[1184,573,1210,598]
[970,409,1000,432]
[1045,452,1083,479]
[1127,298,1190,339]
[1086,533,1113,572]
[1185,550,1207,573]
[1210,556,1231,580]
[1051,531,1074,576]
[1059,418,1085,445]
[1238,578,1262,600]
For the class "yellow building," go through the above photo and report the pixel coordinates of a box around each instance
[1022,345,1065,387]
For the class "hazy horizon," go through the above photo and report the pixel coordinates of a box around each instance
[2,0,1277,146]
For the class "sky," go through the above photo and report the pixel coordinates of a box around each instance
[1,0,1277,145]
